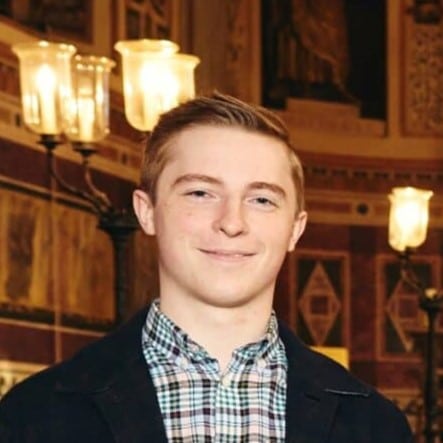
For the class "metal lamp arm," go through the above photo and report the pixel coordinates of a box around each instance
[399,251,443,303]
[400,265,427,298]
[81,156,113,213]
[47,149,109,215]
[399,249,429,300]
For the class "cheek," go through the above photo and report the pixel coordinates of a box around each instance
[154,204,210,239]
[255,217,295,250]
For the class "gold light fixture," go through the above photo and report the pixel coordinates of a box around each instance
[388,186,433,252]
[114,39,200,131]
[11,38,200,325]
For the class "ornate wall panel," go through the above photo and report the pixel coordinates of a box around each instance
[54,205,114,327]
[403,15,443,135]
[294,251,350,348]
[0,190,51,316]
[0,187,115,329]
[376,253,443,361]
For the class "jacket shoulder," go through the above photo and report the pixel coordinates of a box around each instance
[279,322,413,441]
[0,307,150,441]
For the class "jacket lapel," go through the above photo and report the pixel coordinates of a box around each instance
[284,359,339,443]
[90,363,167,443]
[279,322,368,443]
[56,307,168,443]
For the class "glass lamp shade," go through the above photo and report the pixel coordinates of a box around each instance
[114,39,199,131]
[388,187,433,252]
[64,55,116,143]
[169,53,200,104]
[12,41,77,135]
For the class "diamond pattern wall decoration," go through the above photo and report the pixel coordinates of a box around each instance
[385,279,425,353]
[298,261,341,346]
[379,255,443,358]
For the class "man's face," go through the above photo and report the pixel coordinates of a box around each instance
[134,125,306,309]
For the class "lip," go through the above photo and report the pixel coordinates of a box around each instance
[198,248,255,261]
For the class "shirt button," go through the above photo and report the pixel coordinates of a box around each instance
[177,356,189,370]
[189,343,199,353]
[220,374,230,387]
[257,358,267,370]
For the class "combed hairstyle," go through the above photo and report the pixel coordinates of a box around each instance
[140,92,305,214]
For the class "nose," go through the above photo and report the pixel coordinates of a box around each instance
[213,198,248,237]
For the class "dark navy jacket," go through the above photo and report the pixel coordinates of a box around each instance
[0,306,413,442]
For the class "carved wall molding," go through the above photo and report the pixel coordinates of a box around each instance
[281,99,386,137]
[304,161,443,191]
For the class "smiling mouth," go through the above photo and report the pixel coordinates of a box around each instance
[199,249,255,260]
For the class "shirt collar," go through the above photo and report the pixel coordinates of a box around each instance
[143,299,282,366]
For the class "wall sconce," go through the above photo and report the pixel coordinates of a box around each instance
[12,39,200,325]
[388,186,442,443]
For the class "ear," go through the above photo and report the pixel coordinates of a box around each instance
[287,211,307,252]
[133,189,156,235]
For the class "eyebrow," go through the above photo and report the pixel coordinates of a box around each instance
[171,174,287,198]
[247,182,287,199]
[171,174,223,188]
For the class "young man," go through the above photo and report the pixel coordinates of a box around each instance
[0,94,413,442]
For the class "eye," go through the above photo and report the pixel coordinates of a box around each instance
[184,189,213,199]
[249,196,278,208]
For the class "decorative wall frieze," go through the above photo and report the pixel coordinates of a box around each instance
[304,161,443,191]
[305,189,443,228]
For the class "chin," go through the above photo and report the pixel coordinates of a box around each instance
[195,288,269,310]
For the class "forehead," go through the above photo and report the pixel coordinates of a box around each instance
[165,125,291,170]
[158,125,295,192]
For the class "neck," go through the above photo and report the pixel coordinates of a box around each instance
[159,293,273,372]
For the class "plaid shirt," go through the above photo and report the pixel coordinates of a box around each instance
[141,301,288,442]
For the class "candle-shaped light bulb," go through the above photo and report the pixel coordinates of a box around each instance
[388,187,433,252]
[139,62,179,129]
[35,64,57,134]
[77,96,95,141]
